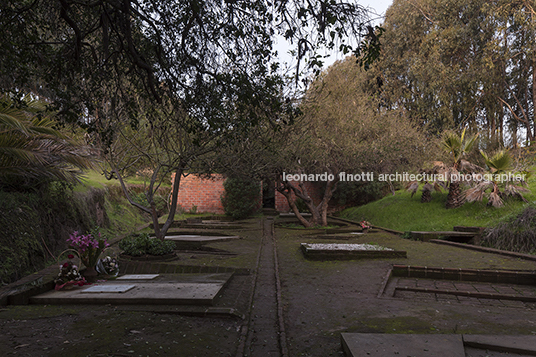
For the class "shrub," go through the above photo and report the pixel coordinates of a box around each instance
[221,177,261,219]
[119,233,175,256]
[330,180,388,208]
[482,206,536,254]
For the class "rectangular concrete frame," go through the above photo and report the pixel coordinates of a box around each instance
[341,333,465,357]
[117,274,160,280]
[29,273,233,306]
[82,285,136,293]
[301,244,407,260]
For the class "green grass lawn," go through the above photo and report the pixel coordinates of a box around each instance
[339,178,536,232]
[75,170,171,193]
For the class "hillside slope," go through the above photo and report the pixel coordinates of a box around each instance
[339,181,536,232]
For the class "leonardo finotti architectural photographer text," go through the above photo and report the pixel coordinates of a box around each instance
[282,172,526,183]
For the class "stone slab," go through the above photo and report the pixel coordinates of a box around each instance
[117,274,159,280]
[341,333,465,357]
[82,285,136,293]
[463,335,536,355]
[301,243,407,260]
[29,273,233,306]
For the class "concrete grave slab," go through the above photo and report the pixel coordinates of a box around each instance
[117,274,159,280]
[341,333,465,357]
[29,273,233,306]
[301,243,407,260]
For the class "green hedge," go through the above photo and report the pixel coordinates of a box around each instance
[221,177,261,219]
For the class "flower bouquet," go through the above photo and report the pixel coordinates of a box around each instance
[68,230,109,267]
[67,229,110,282]
[360,220,372,231]
[96,256,119,278]
[54,255,87,290]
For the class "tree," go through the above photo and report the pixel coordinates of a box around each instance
[1,0,383,238]
[464,150,530,207]
[221,176,261,220]
[0,0,382,126]
[440,129,479,209]
[94,92,216,240]
[0,93,94,190]
[376,0,536,146]
[217,57,430,227]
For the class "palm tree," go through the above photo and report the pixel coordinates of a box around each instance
[441,129,479,209]
[406,167,445,203]
[464,150,529,207]
[0,94,95,189]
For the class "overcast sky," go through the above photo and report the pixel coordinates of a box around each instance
[275,0,394,70]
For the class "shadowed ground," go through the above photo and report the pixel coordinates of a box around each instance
[1,216,536,356]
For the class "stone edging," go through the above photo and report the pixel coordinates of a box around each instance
[430,239,536,262]
[391,265,536,285]
[301,244,407,260]
[119,260,250,276]
[327,216,405,235]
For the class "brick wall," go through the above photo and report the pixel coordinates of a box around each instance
[171,173,226,214]
[171,174,330,214]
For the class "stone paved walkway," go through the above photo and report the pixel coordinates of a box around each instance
[238,218,287,357]
[394,277,536,309]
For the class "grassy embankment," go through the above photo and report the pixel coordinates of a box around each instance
[77,170,212,235]
[339,177,536,232]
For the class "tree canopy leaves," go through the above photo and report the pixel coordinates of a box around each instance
[0,0,380,132]
[376,0,536,146]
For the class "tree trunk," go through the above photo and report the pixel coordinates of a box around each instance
[156,167,185,240]
[446,181,463,209]
[532,59,536,141]
[276,177,338,227]
[277,182,315,228]
[421,190,432,203]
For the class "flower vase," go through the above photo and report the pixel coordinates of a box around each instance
[82,266,98,283]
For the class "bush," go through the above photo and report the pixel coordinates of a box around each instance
[221,177,261,219]
[330,180,388,208]
[482,206,536,254]
[119,233,175,256]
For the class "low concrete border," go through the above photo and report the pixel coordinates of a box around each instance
[301,244,407,260]
[430,239,536,262]
[391,265,536,285]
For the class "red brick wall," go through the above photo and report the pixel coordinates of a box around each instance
[171,174,330,214]
[171,173,226,214]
